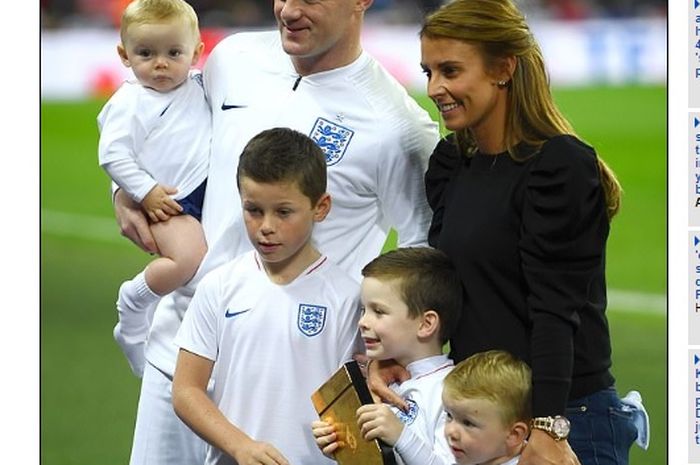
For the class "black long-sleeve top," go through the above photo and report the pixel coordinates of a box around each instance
[426,134,615,417]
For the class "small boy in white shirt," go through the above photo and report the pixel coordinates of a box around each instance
[172,127,363,465]
[97,0,209,377]
[312,247,462,465]
[442,350,532,465]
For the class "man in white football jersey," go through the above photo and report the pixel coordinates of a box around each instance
[113,1,439,464]
[172,128,363,465]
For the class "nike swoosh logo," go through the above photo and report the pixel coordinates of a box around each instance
[221,103,248,110]
[225,308,251,318]
[159,102,173,117]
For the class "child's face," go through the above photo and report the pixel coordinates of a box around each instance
[239,177,329,274]
[358,277,422,366]
[442,394,513,465]
[118,19,203,92]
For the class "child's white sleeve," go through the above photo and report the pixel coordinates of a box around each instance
[98,85,158,203]
[393,410,454,465]
[174,273,220,361]
[102,158,158,203]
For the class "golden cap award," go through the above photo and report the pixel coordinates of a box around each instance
[311,361,397,465]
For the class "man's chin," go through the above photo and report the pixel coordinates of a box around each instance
[279,33,314,56]
[281,42,312,58]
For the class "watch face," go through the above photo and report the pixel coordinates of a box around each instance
[552,417,571,438]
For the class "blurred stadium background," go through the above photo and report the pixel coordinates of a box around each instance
[41,1,666,464]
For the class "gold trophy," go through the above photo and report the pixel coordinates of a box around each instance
[311,361,397,465]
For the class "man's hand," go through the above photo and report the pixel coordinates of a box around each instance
[114,188,158,254]
[366,359,410,411]
[142,184,182,222]
[518,429,581,465]
[357,403,404,446]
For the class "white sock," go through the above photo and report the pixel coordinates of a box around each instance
[132,271,161,305]
[113,271,161,378]
[116,271,160,334]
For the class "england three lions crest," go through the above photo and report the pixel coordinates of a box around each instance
[396,398,419,425]
[298,304,327,337]
[310,117,354,166]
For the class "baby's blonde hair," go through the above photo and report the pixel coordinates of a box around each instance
[120,0,200,44]
[443,350,531,426]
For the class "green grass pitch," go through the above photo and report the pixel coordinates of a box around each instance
[41,84,666,464]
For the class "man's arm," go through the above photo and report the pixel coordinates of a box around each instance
[172,349,290,465]
[376,114,438,247]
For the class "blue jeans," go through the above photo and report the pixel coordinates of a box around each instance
[566,387,639,465]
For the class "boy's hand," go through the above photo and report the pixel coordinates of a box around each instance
[233,438,289,465]
[357,403,404,446]
[311,419,341,458]
[142,184,182,222]
[366,359,410,411]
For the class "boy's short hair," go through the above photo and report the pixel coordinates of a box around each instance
[236,127,327,205]
[120,0,200,44]
[443,350,532,426]
[361,247,462,343]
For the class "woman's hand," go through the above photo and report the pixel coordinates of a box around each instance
[366,359,411,411]
[518,429,581,465]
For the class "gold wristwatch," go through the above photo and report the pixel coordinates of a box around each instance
[530,415,571,441]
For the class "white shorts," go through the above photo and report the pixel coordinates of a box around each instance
[129,362,206,465]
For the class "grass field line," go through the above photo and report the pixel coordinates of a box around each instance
[41,208,667,315]
[42,208,124,244]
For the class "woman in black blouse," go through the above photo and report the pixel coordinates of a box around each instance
[419,1,636,464]
[370,1,641,465]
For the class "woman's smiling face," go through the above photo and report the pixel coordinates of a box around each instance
[421,36,506,138]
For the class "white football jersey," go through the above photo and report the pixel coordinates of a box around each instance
[147,30,438,376]
[175,252,363,465]
[390,355,454,465]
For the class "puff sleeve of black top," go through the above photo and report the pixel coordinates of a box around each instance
[425,135,461,247]
[520,135,610,415]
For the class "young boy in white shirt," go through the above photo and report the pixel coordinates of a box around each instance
[442,350,532,465]
[312,247,462,465]
[97,0,209,377]
[172,127,363,465]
